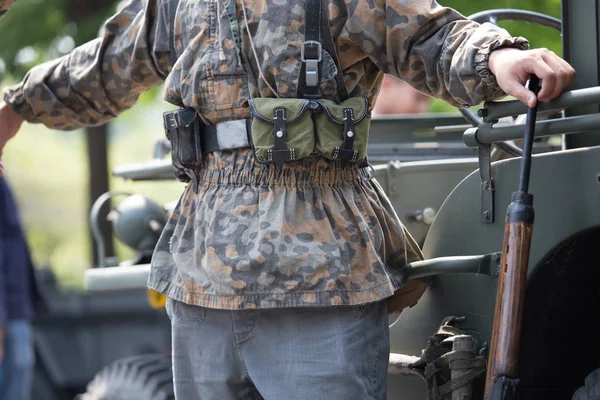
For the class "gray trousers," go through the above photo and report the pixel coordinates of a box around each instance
[166,298,390,400]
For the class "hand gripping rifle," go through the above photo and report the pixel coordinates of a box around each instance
[483,75,542,400]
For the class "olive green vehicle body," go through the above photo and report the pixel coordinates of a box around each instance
[77,2,600,398]
[384,141,600,399]
[386,2,600,396]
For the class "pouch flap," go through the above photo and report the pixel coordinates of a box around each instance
[163,108,197,131]
[248,98,311,123]
[177,108,198,127]
[317,96,369,125]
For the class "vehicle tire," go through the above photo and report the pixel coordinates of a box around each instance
[572,367,600,400]
[77,354,174,400]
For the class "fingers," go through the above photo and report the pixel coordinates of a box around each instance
[550,53,576,94]
[504,78,538,108]
[540,52,573,102]
[526,49,576,103]
[490,47,575,107]
[523,52,556,103]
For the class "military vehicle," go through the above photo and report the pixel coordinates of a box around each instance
[30,1,600,399]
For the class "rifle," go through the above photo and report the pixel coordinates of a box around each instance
[483,75,542,400]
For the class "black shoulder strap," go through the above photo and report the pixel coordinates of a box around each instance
[299,0,322,99]
[305,0,321,43]
[320,0,349,101]
[298,0,349,101]
[167,0,180,69]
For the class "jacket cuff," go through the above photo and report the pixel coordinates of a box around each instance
[475,35,530,95]
[3,84,40,124]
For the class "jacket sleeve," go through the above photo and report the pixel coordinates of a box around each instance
[2,0,171,130]
[343,0,530,107]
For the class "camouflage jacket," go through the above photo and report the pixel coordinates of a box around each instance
[3,0,529,310]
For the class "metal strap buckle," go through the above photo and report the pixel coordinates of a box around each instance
[300,40,323,62]
[301,41,322,88]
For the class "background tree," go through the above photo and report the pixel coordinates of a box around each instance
[447,0,562,52]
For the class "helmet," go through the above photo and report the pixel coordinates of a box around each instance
[107,194,167,254]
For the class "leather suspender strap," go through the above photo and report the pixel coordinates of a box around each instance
[167,0,180,68]
[299,0,322,98]
[298,0,348,100]
[305,0,321,42]
[319,0,349,101]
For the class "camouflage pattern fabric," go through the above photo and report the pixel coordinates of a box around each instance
[149,148,425,309]
[0,0,16,18]
[3,0,529,310]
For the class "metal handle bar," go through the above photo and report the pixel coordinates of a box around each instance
[460,107,524,157]
[464,113,600,147]
[403,253,501,280]
[481,86,600,122]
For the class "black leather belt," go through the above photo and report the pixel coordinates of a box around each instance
[163,108,251,153]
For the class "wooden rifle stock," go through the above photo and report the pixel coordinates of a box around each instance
[483,75,541,400]
[483,194,534,399]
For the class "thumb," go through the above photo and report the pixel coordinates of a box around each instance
[506,80,537,108]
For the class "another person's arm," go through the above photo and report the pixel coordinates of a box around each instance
[346,0,574,108]
[0,183,7,364]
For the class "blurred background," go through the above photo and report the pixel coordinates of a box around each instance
[0,0,563,290]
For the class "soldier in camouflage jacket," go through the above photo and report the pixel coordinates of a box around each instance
[0,0,574,398]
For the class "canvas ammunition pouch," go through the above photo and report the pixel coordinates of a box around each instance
[163,0,370,174]
[247,96,371,168]
[243,0,371,168]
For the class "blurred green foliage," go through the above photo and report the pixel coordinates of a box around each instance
[0,0,118,79]
[446,0,562,52]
